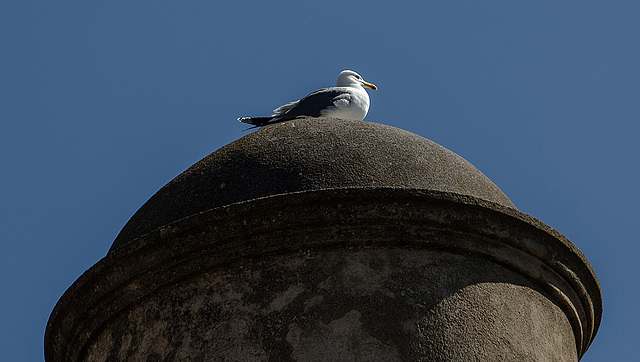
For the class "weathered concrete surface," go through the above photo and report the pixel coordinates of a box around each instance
[45,119,601,361]
[45,189,600,361]
[83,249,576,361]
[112,118,515,250]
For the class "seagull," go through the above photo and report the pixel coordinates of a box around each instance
[238,70,377,127]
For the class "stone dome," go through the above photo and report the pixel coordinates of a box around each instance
[111,118,515,250]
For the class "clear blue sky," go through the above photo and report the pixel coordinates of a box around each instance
[2,2,638,360]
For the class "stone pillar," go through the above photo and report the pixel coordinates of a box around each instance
[45,119,601,361]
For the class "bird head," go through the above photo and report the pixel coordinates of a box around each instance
[337,70,377,90]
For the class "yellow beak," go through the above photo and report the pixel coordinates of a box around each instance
[362,81,377,90]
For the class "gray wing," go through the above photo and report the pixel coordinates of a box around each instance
[272,87,350,121]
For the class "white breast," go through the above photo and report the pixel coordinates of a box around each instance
[321,87,370,121]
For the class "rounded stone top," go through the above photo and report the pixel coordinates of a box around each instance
[111,118,515,250]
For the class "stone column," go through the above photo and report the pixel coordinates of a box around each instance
[45,119,601,361]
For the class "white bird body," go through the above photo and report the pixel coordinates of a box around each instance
[238,70,377,127]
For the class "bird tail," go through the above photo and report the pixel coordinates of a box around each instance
[237,116,274,127]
